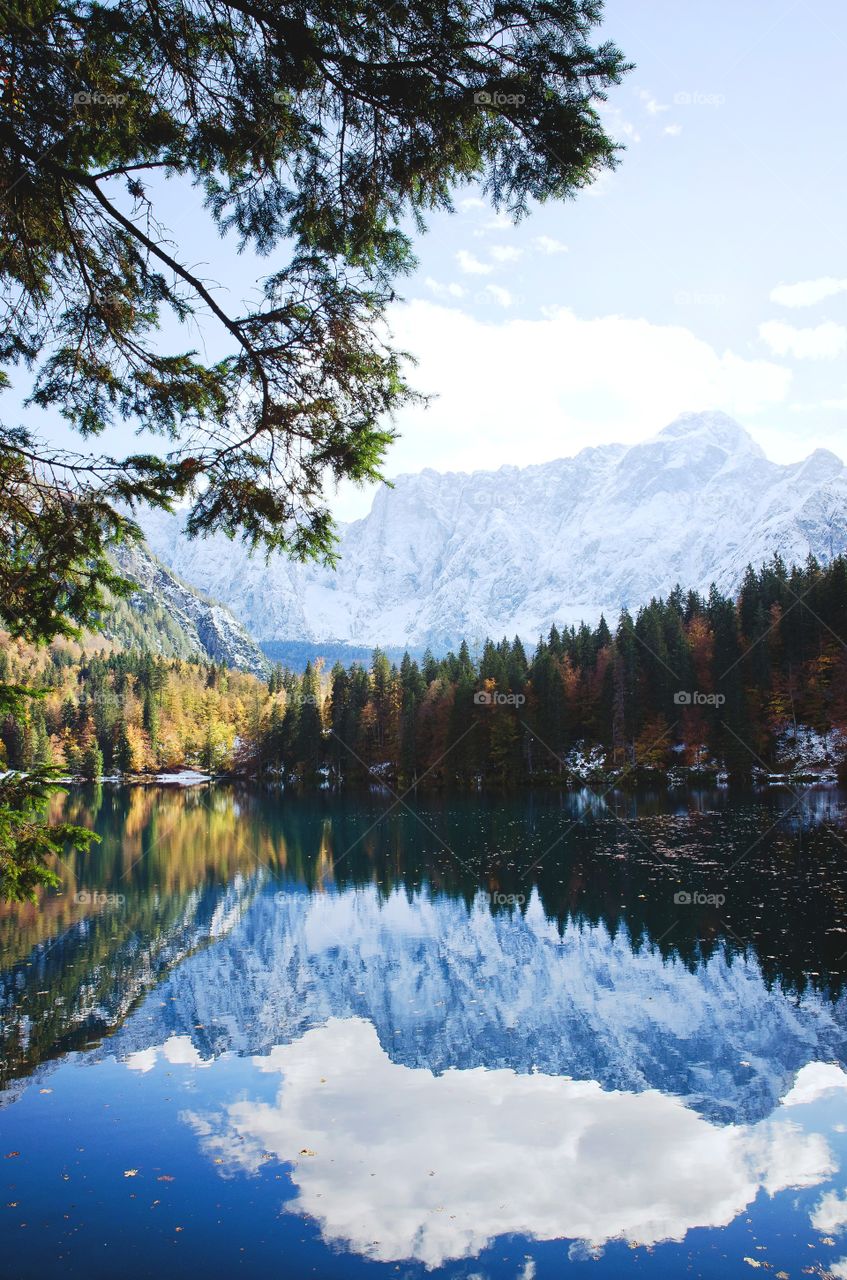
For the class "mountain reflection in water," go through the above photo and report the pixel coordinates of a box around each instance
[1,784,847,1277]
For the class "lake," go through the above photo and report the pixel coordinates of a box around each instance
[2,783,847,1278]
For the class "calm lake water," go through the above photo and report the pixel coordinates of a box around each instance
[3,784,847,1279]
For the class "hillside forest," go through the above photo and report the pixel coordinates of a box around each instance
[2,556,847,787]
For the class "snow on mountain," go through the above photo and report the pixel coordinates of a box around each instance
[8,875,847,1123]
[0,874,264,1099]
[138,411,847,651]
[107,883,847,1126]
[111,538,269,675]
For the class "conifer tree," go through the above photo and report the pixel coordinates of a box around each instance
[1,0,629,625]
[80,739,104,781]
[296,663,324,776]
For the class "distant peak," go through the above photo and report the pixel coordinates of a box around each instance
[795,447,844,479]
[654,411,764,457]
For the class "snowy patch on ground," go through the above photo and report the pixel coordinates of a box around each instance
[773,724,847,781]
[564,743,608,780]
[152,770,212,786]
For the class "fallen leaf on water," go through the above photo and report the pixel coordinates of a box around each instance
[157,1175,174,1182]
[39,1089,52,1095]
[5,1152,20,1159]
[298,1148,316,1157]
[213,1158,223,1165]
[123,1169,138,1178]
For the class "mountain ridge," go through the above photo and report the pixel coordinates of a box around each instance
[108,539,269,676]
[137,411,847,654]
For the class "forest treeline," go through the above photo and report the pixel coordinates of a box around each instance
[2,554,847,786]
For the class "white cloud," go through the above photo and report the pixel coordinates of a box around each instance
[456,249,493,276]
[533,235,568,255]
[638,89,669,115]
[162,1035,212,1067]
[182,1019,837,1269]
[664,123,683,136]
[424,276,466,301]
[583,167,616,199]
[599,104,641,145]
[125,1035,213,1072]
[811,1189,847,1235]
[489,244,523,263]
[378,301,791,480]
[759,320,847,360]
[124,1047,157,1073]
[458,195,485,213]
[770,277,847,308]
[472,211,512,236]
[792,390,847,412]
[782,1062,847,1106]
[481,284,513,308]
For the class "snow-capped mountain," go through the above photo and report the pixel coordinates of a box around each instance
[7,873,847,1122]
[139,411,847,651]
[110,538,269,675]
[106,883,847,1125]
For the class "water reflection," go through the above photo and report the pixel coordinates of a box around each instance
[3,785,847,1103]
[91,882,847,1126]
[1,785,847,1276]
[180,1018,845,1268]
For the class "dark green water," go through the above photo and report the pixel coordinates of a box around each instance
[2,783,847,1278]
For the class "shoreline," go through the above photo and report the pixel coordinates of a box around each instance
[62,766,846,791]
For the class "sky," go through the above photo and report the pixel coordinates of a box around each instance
[15,0,847,521]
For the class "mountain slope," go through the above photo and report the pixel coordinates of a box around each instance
[138,411,847,652]
[106,540,269,676]
[104,883,847,1126]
